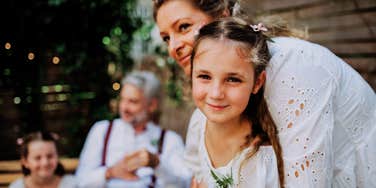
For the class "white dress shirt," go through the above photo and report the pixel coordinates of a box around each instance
[76,118,192,188]
[184,37,376,188]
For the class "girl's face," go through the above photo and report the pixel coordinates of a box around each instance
[192,39,264,125]
[22,141,58,179]
[156,0,213,75]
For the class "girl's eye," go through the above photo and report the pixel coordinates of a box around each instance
[179,23,191,32]
[47,154,54,159]
[227,77,242,83]
[197,74,211,80]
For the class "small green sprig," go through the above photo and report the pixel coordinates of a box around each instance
[210,169,234,188]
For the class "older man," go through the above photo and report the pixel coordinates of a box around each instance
[76,71,191,188]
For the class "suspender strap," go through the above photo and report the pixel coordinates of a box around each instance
[101,120,113,166]
[149,129,166,188]
[158,129,166,154]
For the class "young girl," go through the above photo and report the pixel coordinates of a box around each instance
[154,1,376,187]
[9,131,76,188]
[190,17,283,188]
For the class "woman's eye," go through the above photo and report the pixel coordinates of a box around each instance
[162,36,170,43]
[227,77,241,83]
[179,23,191,32]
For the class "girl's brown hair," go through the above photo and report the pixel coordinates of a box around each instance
[19,131,65,176]
[191,17,285,187]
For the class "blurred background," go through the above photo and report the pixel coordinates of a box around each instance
[0,0,195,161]
[0,0,375,161]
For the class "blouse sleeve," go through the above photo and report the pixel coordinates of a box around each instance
[156,131,192,187]
[265,37,340,187]
[183,108,206,177]
[75,121,108,187]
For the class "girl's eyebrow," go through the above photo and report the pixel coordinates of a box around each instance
[194,69,210,74]
[227,72,246,79]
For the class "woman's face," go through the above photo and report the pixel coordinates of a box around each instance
[22,141,58,179]
[156,0,213,75]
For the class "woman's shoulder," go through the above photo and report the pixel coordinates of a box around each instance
[9,178,24,188]
[269,37,330,55]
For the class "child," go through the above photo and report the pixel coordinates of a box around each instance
[190,17,283,188]
[9,131,76,188]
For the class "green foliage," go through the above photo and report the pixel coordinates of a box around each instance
[210,169,234,188]
[0,0,143,158]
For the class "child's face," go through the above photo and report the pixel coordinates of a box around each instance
[156,0,212,76]
[22,141,58,178]
[192,39,256,125]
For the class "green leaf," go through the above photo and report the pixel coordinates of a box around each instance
[210,169,234,188]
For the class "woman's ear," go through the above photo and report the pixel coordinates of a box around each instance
[252,71,266,94]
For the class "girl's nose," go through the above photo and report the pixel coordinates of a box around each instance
[41,157,49,166]
[209,82,225,99]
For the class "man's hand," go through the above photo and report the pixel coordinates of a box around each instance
[105,158,139,181]
[124,149,160,172]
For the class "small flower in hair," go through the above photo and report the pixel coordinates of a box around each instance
[250,23,268,32]
[194,29,199,37]
[17,138,24,145]
[51,132,60,140]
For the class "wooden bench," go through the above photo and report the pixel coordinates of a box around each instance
[0,158,78,188]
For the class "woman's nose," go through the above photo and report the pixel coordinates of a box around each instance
[169,36,184,58]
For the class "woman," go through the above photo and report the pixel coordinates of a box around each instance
[153,0,376,187]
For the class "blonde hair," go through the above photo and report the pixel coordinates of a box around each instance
[154,0,307,40]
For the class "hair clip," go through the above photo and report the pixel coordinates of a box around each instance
[194,29,199,37]
[51,132,60,141]
[250,23,268,32]
[17,138,24,145]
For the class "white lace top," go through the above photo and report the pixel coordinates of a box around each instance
[184,37,376,188]
[196,120,280,188]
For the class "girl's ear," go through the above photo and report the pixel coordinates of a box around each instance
[252,71,266,94]
[21,157,29,168]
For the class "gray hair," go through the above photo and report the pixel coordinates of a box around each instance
[121,71,161,101]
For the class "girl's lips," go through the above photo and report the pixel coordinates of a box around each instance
[207,103,228,110]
